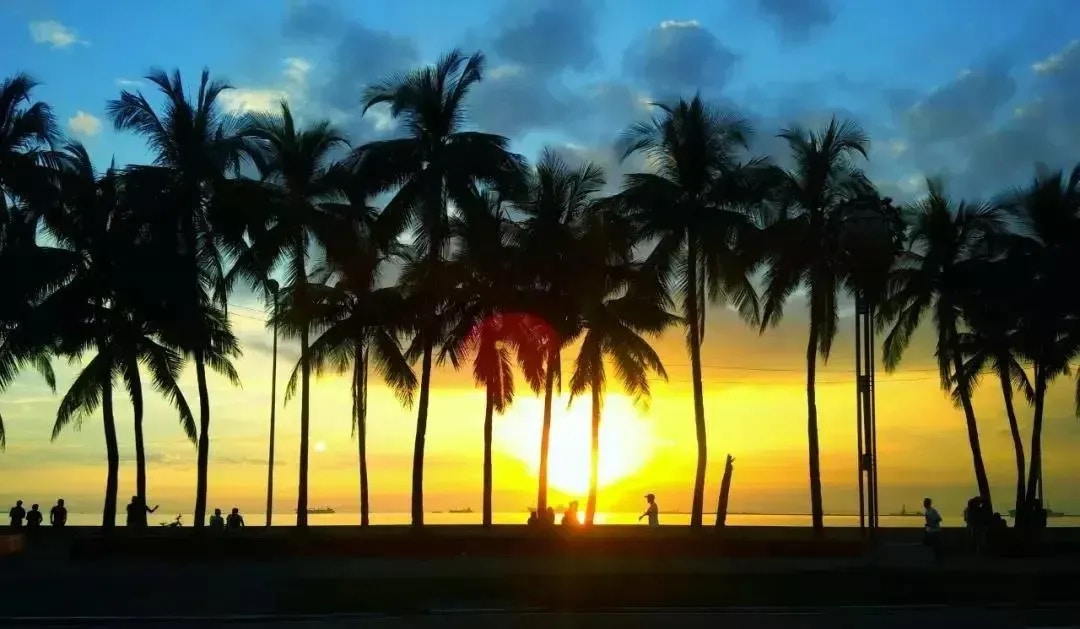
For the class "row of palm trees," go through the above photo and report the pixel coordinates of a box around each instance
[1,50,1077,531]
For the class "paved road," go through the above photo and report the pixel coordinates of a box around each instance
[9,606,1080,628]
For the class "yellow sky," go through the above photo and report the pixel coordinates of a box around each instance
[2,297,1079,517]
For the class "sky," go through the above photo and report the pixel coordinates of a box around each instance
[1,0,1079,519]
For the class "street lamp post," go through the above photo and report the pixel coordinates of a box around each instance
[265,279,280,527]
[840,199,897,538]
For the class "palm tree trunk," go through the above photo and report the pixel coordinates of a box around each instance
[1025,363,1046,506]
[193,352,211,528]
[102,355,119,529]
[131,361,146,505]
[356,346,370,527]
[949,336,992,511]
[585,366,601,526]
[412,331,434,527]
[536,347,558,513]
[686,235,707,529]
[266,308,278,528]
[482,385,494,527]
[806,322,824,531]
[997,363,1025,513]
[297,325,311,527]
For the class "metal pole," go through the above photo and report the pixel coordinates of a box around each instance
[855,293,866,533]
[869,303,880,529]
[265,282,279,527]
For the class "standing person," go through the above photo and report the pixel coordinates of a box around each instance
[923,497,943,564]
[50,499,67,528]
[25,504,43,530]
[126,496,159,528]
[226,507,245,530]
[8,500,25,529]
[639,493,660,528]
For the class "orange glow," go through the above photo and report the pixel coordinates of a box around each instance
[497,395,656,498]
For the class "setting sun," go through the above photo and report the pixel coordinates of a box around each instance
[497,395,657,498]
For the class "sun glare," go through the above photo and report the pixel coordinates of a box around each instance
[498,395,655,499]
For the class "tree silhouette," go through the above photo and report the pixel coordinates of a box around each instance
[879,178,1010,512]
[355,49,526,525]
[618,96,766,528]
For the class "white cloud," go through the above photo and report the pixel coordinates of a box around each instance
[115,78,143,88]
[365,103,397,132]
[219,89,288,114]
[659,19,700,29]
[222,58,313,114]
[67,111,102,137]
[1032,40,1078,75]
[283,58,311,87]
[29,20,86,48]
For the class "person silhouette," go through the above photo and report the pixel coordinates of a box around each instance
[561,501,580,526]
[126,496,159,528]
[923,497,943,564]
[639,493,659,528]
[25,504,43,530]
[544,506,556,525]
[9,500,25,529]
[209,508,225,530]
[527,510,539,526]
[226,507,245,529]
[50,499,67,528]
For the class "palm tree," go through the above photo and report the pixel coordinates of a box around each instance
[355,49,526,525]
[568,208,677,525]
[617,96,766,527]
[226,101,348,526]
[953,254,1034,514]
[441,192,544,526]
[107,68,246,527]
[0,73,59,213]
[53,144,197,505]
[758,118,875,530]
[0,72,64,447]
[280,213,417,526]
[878,178,1010,512]
[1002,165,1080,512]
[513,149,604,516]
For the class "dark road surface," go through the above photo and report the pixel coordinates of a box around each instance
[8,606,1080,628]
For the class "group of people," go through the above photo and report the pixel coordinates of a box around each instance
[7,499,67,530]
[8,497,246,530]
[526,494,661,528]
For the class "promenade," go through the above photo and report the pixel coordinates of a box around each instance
[1,526,1078,620]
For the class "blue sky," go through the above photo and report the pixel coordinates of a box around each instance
[3,0,1078,201]
[2,0,1080,517]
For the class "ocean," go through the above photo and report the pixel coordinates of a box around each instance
[58,511,1078,527]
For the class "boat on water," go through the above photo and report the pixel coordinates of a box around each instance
[886,504,923,517]
[295,507,335,515]
[1008,505,1066,518]
[448,507,473,514]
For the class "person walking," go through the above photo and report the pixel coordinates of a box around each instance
[639,493,660,528]
[923,496,943,564]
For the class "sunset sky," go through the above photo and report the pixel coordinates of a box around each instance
[1,0,1078,518]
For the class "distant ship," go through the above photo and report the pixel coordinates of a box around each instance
[448,507,474,514]
[886,504,923,517]
[295,507,335,515]
[1008,505,1066,518]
